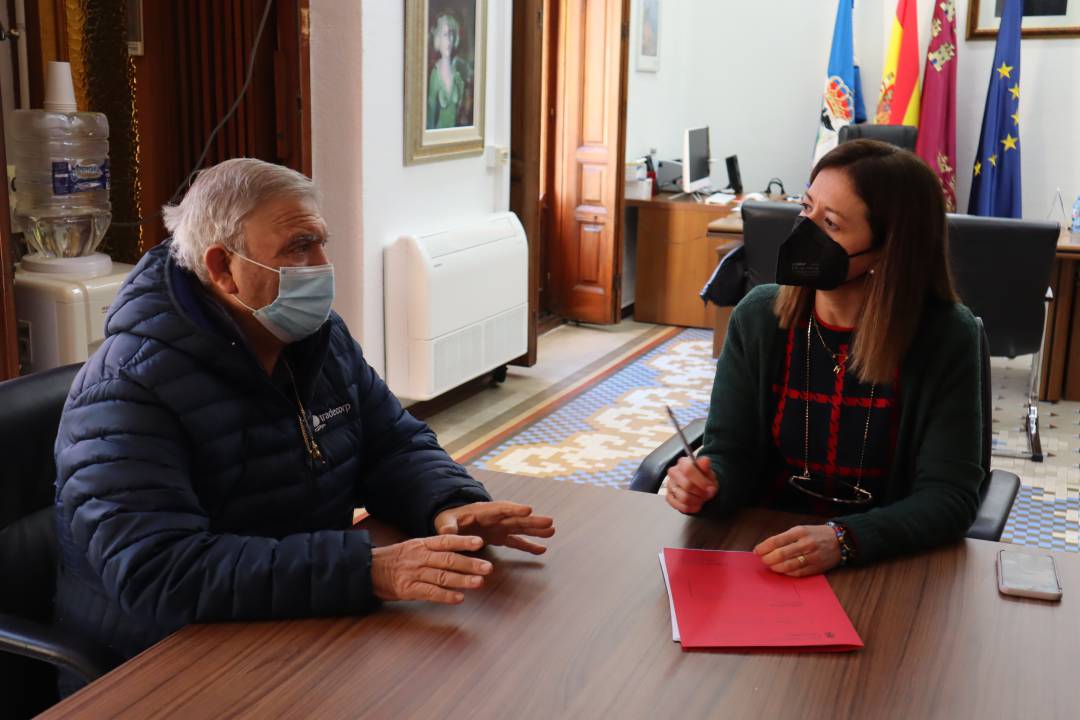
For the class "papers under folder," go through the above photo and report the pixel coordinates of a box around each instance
[659,548,863,651]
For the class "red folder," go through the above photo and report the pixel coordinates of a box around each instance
[662,548,863,651]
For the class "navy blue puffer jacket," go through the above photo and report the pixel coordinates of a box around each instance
[53,242,490,665]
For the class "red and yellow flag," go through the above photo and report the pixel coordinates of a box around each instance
[875,0,921,126]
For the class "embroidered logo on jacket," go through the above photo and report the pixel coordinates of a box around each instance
[311,403,352,433]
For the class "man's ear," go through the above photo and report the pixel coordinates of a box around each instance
[204,246,239,295]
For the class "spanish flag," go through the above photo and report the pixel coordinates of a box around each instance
[875,0,921,126]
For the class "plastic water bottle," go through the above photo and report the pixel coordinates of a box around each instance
[1072,194,1080,233]
[8,62,111,259]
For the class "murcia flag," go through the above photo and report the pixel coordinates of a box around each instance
[915,0,959,210]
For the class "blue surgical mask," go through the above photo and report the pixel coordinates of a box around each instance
[232,253,335,343]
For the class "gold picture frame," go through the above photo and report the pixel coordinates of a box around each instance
[966,0,1080,40]
[404,0,487,165]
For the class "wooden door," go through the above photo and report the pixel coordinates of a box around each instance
[549,0,628,324]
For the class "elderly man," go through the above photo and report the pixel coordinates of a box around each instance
[53,158,554,674]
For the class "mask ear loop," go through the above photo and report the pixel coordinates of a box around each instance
[226,251,277,314]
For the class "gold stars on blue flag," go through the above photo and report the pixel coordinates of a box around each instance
[968,0,1022,218]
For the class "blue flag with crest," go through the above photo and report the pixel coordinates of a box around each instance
[813,1,866,164]
[968,0,1022,218]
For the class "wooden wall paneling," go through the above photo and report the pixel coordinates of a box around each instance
[297,0,312,177]
[0,98,19,379]
[509,0,544,366]
[132,0,183,249]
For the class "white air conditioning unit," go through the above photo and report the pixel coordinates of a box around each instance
[385,212,528,401]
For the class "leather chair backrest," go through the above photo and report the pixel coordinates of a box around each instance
[0,363,81,718]
[741,201,801,290]
[838,123,918,152]
[948,214,1058,358]
[0,364,81,528]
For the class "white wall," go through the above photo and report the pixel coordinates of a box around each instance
[310,0,512,377]
[625,0,1079,219]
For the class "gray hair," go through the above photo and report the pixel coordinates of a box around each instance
[163,158,320,281]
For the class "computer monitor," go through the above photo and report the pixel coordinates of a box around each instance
[682,126,711,193]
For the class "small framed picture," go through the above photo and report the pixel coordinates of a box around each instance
[967,0,1080,39]
[636,0,660,72]
[126,0,144,56]
[404,0,487,165]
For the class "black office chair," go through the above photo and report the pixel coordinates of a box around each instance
[0,363,109,719]
[631,319,1020,542]
[838,123,918,152]
[740,200,801,290]
[947,214,1059,462]
[699,201,800,307]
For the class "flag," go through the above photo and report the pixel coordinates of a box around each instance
[813,1,859,164]
[915,0,959,211]
[968,0,1022,218]
[875,0,921,126]
[852,61,867,124]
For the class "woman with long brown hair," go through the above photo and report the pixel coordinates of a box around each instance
[665,139,982,574]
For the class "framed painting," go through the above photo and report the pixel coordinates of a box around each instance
[636,0,660,72]
[404,0,487,164]
[967,0,1080,39]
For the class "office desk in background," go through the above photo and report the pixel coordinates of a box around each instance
[44,470,1080,719]
[627,193,756,329]
[1041,228,1080,401]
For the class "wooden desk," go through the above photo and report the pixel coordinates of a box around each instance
[44,471,1080,719]
[1040,228,1080,401]
[628,193,759,329]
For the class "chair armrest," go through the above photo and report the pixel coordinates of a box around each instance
[629,417,706,493]
[966,469,1021,542]
[0,613,110,684]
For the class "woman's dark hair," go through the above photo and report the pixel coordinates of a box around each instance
[774,139,959,384]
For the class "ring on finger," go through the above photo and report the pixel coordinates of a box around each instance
[797,554,807,567]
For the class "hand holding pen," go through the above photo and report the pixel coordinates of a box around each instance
[663,405,719,515]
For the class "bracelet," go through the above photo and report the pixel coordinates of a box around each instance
[826,521,856,566]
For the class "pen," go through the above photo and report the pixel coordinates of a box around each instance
[664,404,696,460]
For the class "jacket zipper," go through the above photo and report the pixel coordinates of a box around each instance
[283,359,324,464]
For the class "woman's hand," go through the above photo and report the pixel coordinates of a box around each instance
[665,456,718,514]
[754,525,842,576]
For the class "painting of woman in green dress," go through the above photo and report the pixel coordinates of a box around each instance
[426,1,476,130]
[405,0,485,164]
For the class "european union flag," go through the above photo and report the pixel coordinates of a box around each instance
[968,0,1022,218]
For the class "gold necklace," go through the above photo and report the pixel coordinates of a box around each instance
[789,316,875,505]
[812,315,846,375]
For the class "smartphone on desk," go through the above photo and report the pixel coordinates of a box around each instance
[997,549,1062,601]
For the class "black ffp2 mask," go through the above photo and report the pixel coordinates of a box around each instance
[774,216,874,290]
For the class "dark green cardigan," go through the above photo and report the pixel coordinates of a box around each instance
[698,284,983,564]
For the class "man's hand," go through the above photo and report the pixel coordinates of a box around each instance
[371,535,492,604]
[665,456,718,515]
[753,525,842,576]
[434,501,555,555]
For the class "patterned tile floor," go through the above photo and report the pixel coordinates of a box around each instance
[471,328,715,488]
[468,328,1080,553]
[991,356,1080,552]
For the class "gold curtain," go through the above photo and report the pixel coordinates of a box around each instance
[65,0,142,263]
